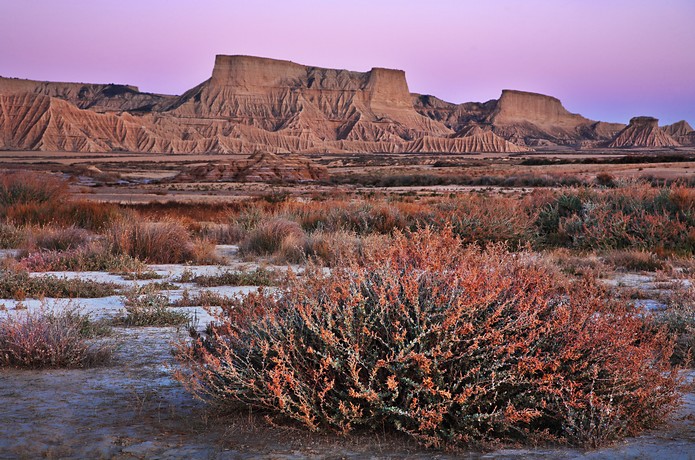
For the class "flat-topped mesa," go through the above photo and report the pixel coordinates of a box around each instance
[210,55,306,88]
[366,67,412,110]
[209,55,413,107]
[491,90,589,128]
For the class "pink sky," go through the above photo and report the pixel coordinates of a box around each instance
[1,0,694,124]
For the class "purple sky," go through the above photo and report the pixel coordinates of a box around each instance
[2,0,694,124]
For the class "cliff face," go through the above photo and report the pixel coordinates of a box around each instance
[169,55,449,144]
[0,54,690,155]
[609,117,680,148]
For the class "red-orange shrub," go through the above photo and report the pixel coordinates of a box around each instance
[176,228,680,448]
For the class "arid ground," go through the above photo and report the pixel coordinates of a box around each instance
[1,149,694,459]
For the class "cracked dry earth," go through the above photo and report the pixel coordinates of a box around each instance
[0,261,694,459]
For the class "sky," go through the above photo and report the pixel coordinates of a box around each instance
[1,0,694,124]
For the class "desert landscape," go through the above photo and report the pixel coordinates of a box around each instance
[2,1,695,459]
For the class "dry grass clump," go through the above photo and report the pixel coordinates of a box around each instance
[0,171,67,210]
[25,226,93,252]
[114,285,189,327]
[176,228,679,448]
[239,218,307,263]
[18,241,144,273]
[188,268,279,287]
[304,230,390,266]
[0,307,112,368]
[0,171,122,229]
[107,219,217,264]
[0,223,25,249]
[602,250,666,272]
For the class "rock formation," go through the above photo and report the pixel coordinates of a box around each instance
[0,55,691,155]
[662,120,695,146]
[0,76,175,112]
[609,117,680,148]
[173,151,328,183]
[413,90,625,147]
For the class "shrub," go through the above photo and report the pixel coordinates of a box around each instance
[107,219,215,264]
[176,228,679,448]
[27,226,93,252]
[0,307,112,368]
[602,250,665,272]
[114,285,189,327]
[533,185,695,252]
[0,223,25,249]
[239,218,307,261]
[171,289,236,308]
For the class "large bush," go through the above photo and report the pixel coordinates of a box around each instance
[176,228,680,448]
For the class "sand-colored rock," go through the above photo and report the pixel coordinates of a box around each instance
[0,55,690,155]
[173,151,328,183]
[413,90,625,147]
[0,76,175,112]
[662,120,694,146]
[609,117,680,148]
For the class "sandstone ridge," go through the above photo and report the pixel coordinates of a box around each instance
[0,54,690,155]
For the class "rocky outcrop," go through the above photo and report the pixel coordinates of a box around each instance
[0,55,690,155]
[413,90,625,147]
[0,76,175,112]
[173,151,329,183]
[662,120,695,146]
[609,117,680,148]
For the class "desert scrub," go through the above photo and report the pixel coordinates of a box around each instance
[171,289,236,308]
[0,223,25,249]
[0,269,120,300]
[0,307,112,368]
[532,184,695,252]
[187,267,279,287]
[107,218,218,264]
[176,227,680,448]
[115,285,189,327]
[19,241,145,272]
[25,226,93,252]
[239,218,307,263]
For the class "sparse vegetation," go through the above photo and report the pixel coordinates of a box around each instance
[171,289,236,308]
[0,269,120,300]
[114,285,189,327]
[187,267,279,287]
